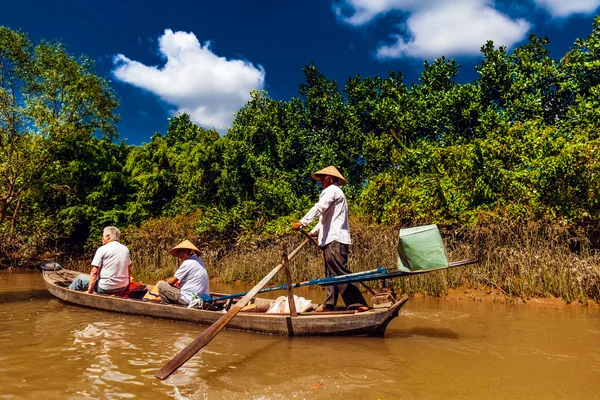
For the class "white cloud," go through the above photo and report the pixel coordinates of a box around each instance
[335,0,530,59]
[334,0,418,25]
[334,0,425,25]
[378,2,530,59]
[533,0,600,18]
[113,29,265,133]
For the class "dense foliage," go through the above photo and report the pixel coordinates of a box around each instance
[4,17,600,261]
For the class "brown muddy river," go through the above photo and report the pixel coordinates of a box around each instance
[1,270,600,399]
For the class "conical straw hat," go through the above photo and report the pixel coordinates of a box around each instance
[311,165,347,186]
[169,240,200,257]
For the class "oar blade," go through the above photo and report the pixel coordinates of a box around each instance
[155,333,209,379]
[155,315,231,379]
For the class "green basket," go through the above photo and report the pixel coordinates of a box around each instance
[397,224,449,272]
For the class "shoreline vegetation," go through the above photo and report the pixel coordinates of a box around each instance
[48,215,600,306]
[2,21,600,307]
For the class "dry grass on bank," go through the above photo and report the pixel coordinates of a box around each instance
[61,214,600,304]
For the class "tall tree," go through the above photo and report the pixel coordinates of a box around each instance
[299,63,363,191]
[0,27,119,233]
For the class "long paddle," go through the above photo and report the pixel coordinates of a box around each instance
[155,237,310,380]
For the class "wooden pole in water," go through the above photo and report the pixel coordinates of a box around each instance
[282,245,297,317]
[155,238,310,380]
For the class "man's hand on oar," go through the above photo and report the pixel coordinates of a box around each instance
[291,221,303,230]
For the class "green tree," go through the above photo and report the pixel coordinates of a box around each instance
[168,113,221,214]
[299,63,364,192]
[561,16,600,128]
[0,27,118,234]
[219,90,301,217]
[37,137,132,249]
[345,71,413,177]
[125,135,177,220]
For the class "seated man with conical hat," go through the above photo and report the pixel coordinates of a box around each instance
[157,240,210,305]
[292,165,369,313]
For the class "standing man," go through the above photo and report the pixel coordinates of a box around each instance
[157,240,210,305]
[292,166,368,313]
[69,226,131,294]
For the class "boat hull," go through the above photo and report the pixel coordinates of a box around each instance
[42,269,408,337]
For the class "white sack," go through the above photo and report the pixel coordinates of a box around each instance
[266,295,313,314]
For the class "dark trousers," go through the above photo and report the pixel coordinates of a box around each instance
[321,241,367,310]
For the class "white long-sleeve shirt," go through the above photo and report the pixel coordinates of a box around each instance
[300,184,351,246]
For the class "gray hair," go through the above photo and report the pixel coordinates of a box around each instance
[103,226,121,241]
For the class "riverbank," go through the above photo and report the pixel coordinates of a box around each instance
[432,286,600,308]
[6,264,598,308]
[9,215,600,305]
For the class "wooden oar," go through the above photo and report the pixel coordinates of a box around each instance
[155,237,310,380]
[298,226,319,247]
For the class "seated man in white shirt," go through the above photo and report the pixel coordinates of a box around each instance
[157,240,210,305]
[292,165,368,313]
[69,226,131,294]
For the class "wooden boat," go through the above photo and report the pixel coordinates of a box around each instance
[42,268,409,337]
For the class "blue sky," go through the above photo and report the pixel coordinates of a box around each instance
[3,0,600,144]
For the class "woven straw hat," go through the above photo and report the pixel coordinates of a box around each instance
[169,240,200,257]
[311,165,347,186]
